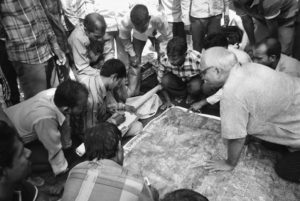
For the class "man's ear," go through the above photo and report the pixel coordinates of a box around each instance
[269,55,277,63]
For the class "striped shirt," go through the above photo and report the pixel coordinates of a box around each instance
[0,0,55,64]
[158,50,203,82]
[62,159,154,201]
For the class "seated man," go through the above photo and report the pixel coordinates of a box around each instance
[162,189,208,201]
[253,37,300,77]
[62,122,158,201]
[68,13,113,79]
[189,32,252,112]
[4,80,88,176]
[158,37,204,108]
[82,58,142,136]
[0,120,38,201]
[201,47,300,183]
[118,4,172,95]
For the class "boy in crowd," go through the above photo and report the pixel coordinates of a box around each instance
[118,4,172,95]
[62,122,158,201]
[189,33,252,112]
[81,59,142,136]
[3,80,88,176]
[253,37,300,77]
[0,120,38,201]
[158,37,204,109]
[162,189,208,201]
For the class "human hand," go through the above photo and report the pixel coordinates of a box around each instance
[189,100,207,112]
[129,55,139,67]
[204,159,234,172]
[125,105,137,113]
[160,101,173,110]
[184,24,191,34]
[53,46,67,65]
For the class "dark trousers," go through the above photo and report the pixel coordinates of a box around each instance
[0,40,20,104]
[171,22,186,40]
[275,151,300,183]
[161,73,202,98]
[190,14,222,52]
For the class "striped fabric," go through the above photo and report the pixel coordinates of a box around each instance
[0,0,55,64]
[62,159,154,201]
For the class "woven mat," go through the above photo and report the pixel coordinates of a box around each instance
[124,107,300,201]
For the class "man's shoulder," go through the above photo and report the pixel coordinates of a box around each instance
[68,24,89,45]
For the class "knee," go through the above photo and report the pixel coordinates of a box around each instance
[161,74,173,89]
[187,76,202,96]
[126,121,143,137]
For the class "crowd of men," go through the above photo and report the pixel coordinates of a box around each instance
[1,0,300,200]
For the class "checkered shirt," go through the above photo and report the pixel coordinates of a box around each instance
[0,0,56,64]
[157,50,203,82]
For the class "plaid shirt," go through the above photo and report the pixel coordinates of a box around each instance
[62,159,154,201]
[0,0,56,64]
[158,50,203,82]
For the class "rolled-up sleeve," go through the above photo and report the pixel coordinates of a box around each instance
[263,0,281,20]
[220,97,249,139]
[34,119,68,176]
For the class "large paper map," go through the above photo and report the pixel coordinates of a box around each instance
[124,107,300,201]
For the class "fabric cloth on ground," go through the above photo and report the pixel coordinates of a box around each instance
[221,63,300,148]
[62,159,154,201]
[124,107,300,200]
[4,89,68,175]
[276,54,300,77]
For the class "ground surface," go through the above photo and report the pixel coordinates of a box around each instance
[124,107,300,201]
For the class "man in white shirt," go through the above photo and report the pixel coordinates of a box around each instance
[190,0,229,52]
[159,0,191,39]
[4,80,88,176]
[201,47,300,183]
[253,37,300,77]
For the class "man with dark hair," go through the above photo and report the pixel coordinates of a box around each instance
[81,58,142,136]
[62,122,157,201]
[68,13,113,79]
[0,120,38,201]
[118,3,172,95]
[3,80,88,176]
[253,37,300,77]
[158,37,204,108]
[233,0,298,55]
[162,189,208,201]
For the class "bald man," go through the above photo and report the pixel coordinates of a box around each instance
[202,47,300,183]
[68,13,113,80]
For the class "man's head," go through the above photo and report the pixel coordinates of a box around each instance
[167,37,187,66]
[0,121,31,184]
[84,13,107,42]
[162,189,209,201]
[84,122,123,164]
[54,80,88,115]
[253,37,281,69]
[130,4,151,33]
[201,47,238,88]
[100,59,127,90]
[203,33,229,50]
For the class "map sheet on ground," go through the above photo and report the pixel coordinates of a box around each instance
[124,107,300,201]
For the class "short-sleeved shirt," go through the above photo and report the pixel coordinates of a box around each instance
[276,54,300,77]
[221,63,300,148]
[62,159,154,201]
[157,50,203,82]
[234,0,298,23]
[4,89,68,175]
